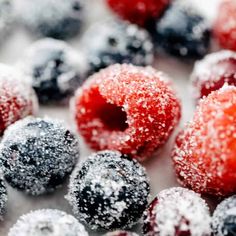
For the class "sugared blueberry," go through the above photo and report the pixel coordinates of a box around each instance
[172,85,236,196]
[0,64,38,134]
[0,177,7,220]
[191,50,236,100]
[148,0,210,59]
[143,187,211,236]
[106,0,170,26]
[8,209,88,236]
[82,20,154,74]
[0,117,80,196]
[212,196,236,236]
[71,64,181,161]
[67,150,150,230]
[17,38,88,104]
[214,0,236,51]
[104,231,139,236]
[16,0,84,39]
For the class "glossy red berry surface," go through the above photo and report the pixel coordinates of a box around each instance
[173,85,236,196]
[71,64,181,161]
[191,50,236,100]
[214,0,236,51]
[106,0,170,26]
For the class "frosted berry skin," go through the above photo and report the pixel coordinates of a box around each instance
[17,38,88,104]
[8,209,88,236]
[67,150,150,230]
[0,64,38,134]
[17,0,84,39]
[143,187,211,236]
[106,0,170,26]
[214,0,236,51]
[148,0,210,59]
[82,20,154,75]
[172,85,236,197]
[0,177,7,220]
[72,64,181,161]
[212,196,236,236]
[191,50,236,100]
[104,231,139,236]
[0,117,80,196]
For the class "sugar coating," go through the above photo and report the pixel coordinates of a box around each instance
[16,0,84,39]
[71,64,181,161]
[104,231,139,236]
[191,50,236,100]
[0,116,80,196]
[0,64,38,134]
[214,0,236,51]
[8,209,88,236]
[17,38,88,104]
[172,85,236,196]
[66,150,150,230]
[82,19,154,74]
[0,177,7,220]
[212,195,236,236]
[143,187,211,236]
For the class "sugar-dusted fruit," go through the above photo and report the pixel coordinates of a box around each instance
[0,117,80,195]
[0,177,7,220]
[191,50,236,100]
[173,85,236,196]
[143,187,211,236]
[104,231,139,236]
[71,64,181,160]
[67,150,150,230]
[8,209,88,236]
[0,64,38,134]
[214,0,236,51]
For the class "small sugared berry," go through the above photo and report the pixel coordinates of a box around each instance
[172,85,236,196]
[17,38,88,104]
[143,187,211,236]
[214,0,236,51]
[82,20,154,75]
[0,117,80,196]
[191,50,236,100]
[106,0,170,26]
[16,0,84,39]
[0,177,7,220]
[71,64,181,160]
[148,0,210,59]
[0,64,38,134]
[212,196,236,236]
[8,209,88,236]
[67,150,150,230]
[104,231,139,236]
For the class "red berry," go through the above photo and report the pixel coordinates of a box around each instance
[143,187,211,236]
[214,0,236,51]
[172,85,236,196]
[106,0,170,26]
[0,64,37,134]
[191,50,236,100]
[71,64,181,161]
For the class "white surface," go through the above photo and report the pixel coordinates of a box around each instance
[0,0,221,235]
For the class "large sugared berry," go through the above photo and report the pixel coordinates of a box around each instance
[0,64,38,134]
[8,209,88,236]
[0,117,80,196]
[191,50,236,100]
[212,196,236,236]
[67,150,150,230]
[214,0,236,51]
[16,0,84,39]
[17,38,88,104]
[0,177,7,220]
[148,0,210,59]
[106,0,170,26]
[172,85,236,196]
[143,187,211,236]
[71,64,181,161]
[104,231,139,236]
[82,20,154,75]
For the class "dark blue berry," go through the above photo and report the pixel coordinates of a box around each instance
[0,117,80,196]
[148,1,210,59]
[212,195,236,236]
[82,20,154,74]
[67,150,150,230]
